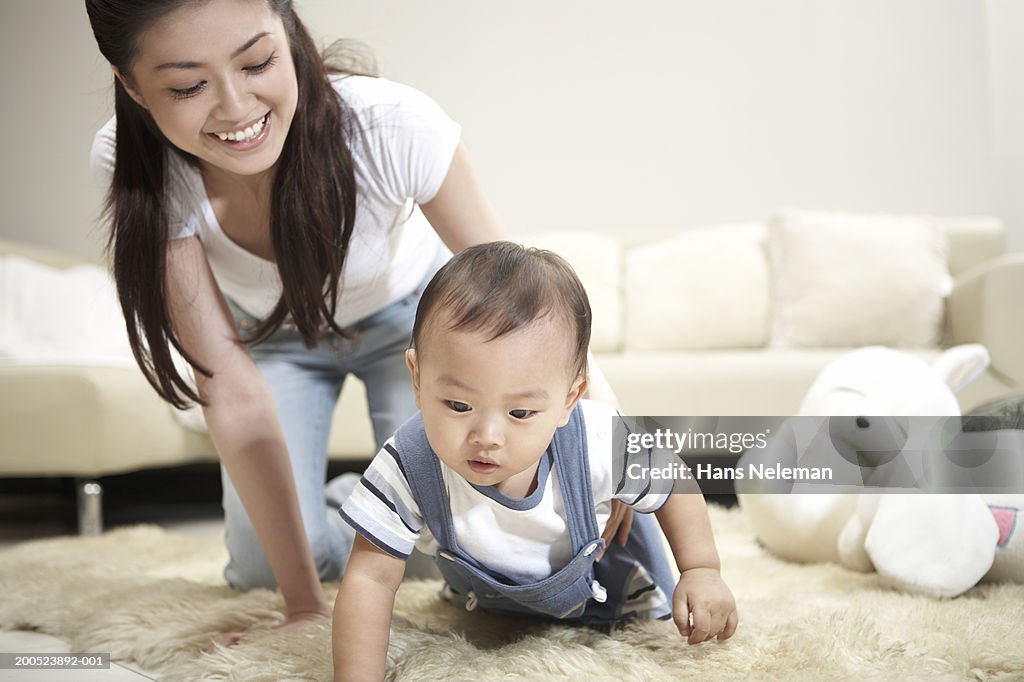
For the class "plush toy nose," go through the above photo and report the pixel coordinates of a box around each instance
[829,415,907,469]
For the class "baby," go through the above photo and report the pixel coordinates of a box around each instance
[332,242,737,680]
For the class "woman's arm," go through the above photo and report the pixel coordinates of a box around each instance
[165,237,329,621]
[333,535,407,681]
[420,142,507,251]
[421,144,620,400]
[585,352,619,408]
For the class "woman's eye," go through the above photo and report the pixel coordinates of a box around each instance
[509,409,535,420]
[446,401,471,413]
[166,53,275,101]
[244,53,278,74]
[169,82,205,100]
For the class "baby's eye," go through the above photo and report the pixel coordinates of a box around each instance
[446,400,471,413]
[509,409,536,420]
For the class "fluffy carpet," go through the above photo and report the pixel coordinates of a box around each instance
[1,506,1022,681]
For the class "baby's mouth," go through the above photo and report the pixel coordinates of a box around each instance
[468,459,499,474]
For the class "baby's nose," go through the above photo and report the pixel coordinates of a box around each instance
[470,418,503,448]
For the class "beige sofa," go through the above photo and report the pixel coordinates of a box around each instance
[527,213,1022,417]
[1,213,1020,532]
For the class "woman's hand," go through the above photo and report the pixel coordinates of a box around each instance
[208,608,331,651]
[598,500,634,560]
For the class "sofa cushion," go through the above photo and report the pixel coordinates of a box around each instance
[595,349,859,416]
[0,255,133,365]
[769,208,951,348]
[519,231,622,352]
[0,364,215,476]
[596,347,954,417]
[623,224,769,350]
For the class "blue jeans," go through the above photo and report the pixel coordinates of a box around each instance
[221,284,427,590]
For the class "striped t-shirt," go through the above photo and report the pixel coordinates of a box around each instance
[340,399,670,584]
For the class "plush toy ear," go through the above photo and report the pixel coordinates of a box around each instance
[982,494,1024,585]
[931,344,990,394]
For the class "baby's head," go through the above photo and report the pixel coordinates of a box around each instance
[407,241,592,496]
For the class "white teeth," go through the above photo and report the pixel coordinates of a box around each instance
[214,114,266,142]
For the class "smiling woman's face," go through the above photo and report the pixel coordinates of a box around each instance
[119,0,298,180]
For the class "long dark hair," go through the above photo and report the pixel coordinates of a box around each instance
[85,0,366,409]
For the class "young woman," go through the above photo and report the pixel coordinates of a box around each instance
[85,0,627,642]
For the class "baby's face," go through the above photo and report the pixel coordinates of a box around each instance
[407,313,586,498]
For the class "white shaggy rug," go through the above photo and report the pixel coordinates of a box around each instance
[1,506,1022,681]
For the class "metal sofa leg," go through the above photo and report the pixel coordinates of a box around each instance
[76,479,103,535]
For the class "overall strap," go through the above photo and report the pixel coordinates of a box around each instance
[550,403,601,554]
[392,413,460,549]
[393,405,601,556]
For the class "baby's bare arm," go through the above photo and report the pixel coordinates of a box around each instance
[333,534,407,682]
[655,494,738,644]
[655,494,721,573]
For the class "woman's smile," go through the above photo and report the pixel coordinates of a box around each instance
[207,111,271,150]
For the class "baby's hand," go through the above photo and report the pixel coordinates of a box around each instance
[672,567,738,645]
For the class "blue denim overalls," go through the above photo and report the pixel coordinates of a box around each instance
[393,404,675,624]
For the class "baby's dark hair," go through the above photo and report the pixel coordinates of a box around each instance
[412,242,591,378]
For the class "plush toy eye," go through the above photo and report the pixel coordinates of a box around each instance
[856,417,871,428]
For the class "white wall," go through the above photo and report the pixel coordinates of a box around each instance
[0,0,1020,255]
[0,2,113,254]
[986,0,1024,252]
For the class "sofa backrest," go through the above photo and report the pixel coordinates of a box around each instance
[610,216,1005,277]
[519,215,1006,354]
[3,215,1005,355]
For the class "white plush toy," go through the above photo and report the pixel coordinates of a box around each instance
[738,345,1024,597]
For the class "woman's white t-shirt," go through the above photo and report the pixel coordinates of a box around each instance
[90,75,460,326]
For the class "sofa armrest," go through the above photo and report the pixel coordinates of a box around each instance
[948,253,1024,387]
[0,238,104,269]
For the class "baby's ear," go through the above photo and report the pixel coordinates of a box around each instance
[558,375,588,426]
[405,349,421,406]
